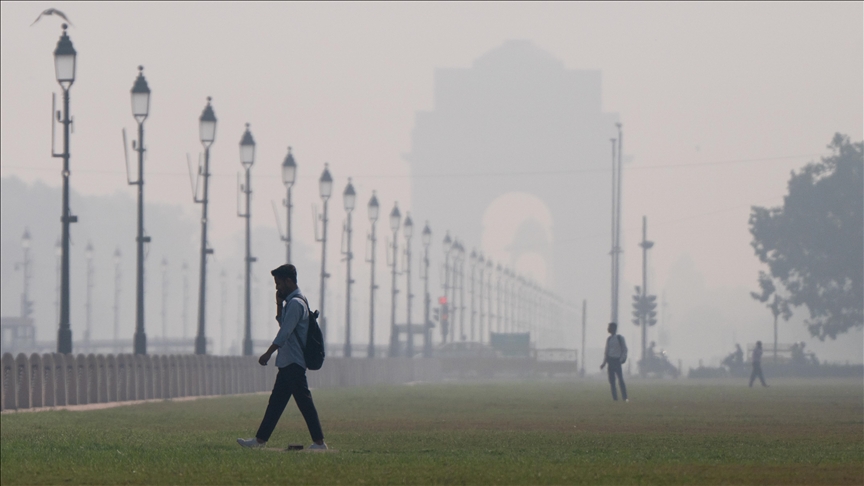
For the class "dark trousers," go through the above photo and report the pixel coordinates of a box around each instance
[256,364,324,443]
[607,358,628,401]
[749,362,767,387]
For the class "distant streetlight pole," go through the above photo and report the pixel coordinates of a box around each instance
[195,97,217,354]
[421,222,432,357]
[342,179,356,358]
[20,230,33,325]
[441,232,452,343]
[477,253,485,343]
[85,241,94,347]
[113,248,122,352]
[316,164,334,345]
[469,250,477,342]
[496,264,503,333]
[403,213,414,357]
[366,192,380,358]
[55,239,61,327]
[456,242,466,341]
[130,66,151,355]
[161,257,169,340]
[52,24,77,354]
[387,203,401,357]
[238,124,256,356]
[280,147,296,263]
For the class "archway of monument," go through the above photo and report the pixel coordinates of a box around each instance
[480,191,554,287]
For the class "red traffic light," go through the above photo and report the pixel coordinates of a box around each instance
[439,296,448,305]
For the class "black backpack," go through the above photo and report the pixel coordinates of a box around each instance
[294,296,325,370]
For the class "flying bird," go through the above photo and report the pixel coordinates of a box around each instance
[31,8,74,27]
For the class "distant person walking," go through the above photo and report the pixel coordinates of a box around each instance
[749,341,768,388]
[237,264,327,450]
[601,322,628,402]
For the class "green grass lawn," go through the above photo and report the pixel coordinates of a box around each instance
[2,378,862,485]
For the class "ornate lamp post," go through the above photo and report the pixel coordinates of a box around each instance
[113,248,122,352]
[441,232,452,343]
[366,192,380,358]
[280,147,296,263]
[387,203,401,357]
[238,124,256,356]
[342,179,356,357]
[20,230,33,325]
[85,241,94,347]
[316,164,333,345]
[130,66,151,355]
[52,24,77,354]
[195,98,217,354]
[421,222,432,357]
[403,213,414,357]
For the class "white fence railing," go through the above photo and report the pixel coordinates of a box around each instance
[0,352,442,412]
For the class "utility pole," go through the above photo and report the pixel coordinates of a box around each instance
[632,216,656,376]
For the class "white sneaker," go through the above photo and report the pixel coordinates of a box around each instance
[237,437,265,448]
[308,442,328,450]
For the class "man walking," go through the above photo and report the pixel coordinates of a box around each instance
[601,322,628,402]
[749,341,768,388]
[237,264,327,450]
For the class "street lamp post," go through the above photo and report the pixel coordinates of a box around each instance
[342,179,356,358]
[52,24,77,354]
[403,213,414,357]
[281,147,296,263]
[496,264,503,333]
[130,66,151,355]
[195,98,217,354]
[113,248,121,352]
[421,222,432,357]
[485,259,494,338]
[366,192,380,358]
[441,233,452,343]
[239,124,256,356]
[456,242,466,341]
[387,203,401,357]
[469,250,477,342]
[20,230,33,326]
[477,253,485,343]
[85,241,94,347]
[316,164,333,345]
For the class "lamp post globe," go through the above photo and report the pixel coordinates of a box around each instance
[404,213,414,239]
[389,203,401,232]
[282,147,296,188]
[319,164,333,200]
[343,179,356,212]
[130,66,150,123]
[368,191,379,223]
[21,229,31,249]
[53,24,76,89]
[199,97,217,147]
[422,222,431,248]
[85,241,93,261]
[240,124,255,169]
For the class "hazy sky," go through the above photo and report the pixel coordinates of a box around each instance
[2,2,862,358]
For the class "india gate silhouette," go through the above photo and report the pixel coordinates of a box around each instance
[405,40,621,347]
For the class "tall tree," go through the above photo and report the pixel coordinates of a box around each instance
[749,134,863,340]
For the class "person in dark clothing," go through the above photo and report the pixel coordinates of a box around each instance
[749,341,768,388]
[600,322,629,402]
[237,264,327,449]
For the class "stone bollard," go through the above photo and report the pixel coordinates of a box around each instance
[135,355,146,400]
[75,354,88,406]
[87,354,98,404]
[151,355,161,400]
[53,353,67,406]
[15,353,31,409]
[97,355,108,403]
[126,354,137,401]
[2,353,17,411]
[30,353,43,408]
[42,354,55,407]
[107,355,118,402]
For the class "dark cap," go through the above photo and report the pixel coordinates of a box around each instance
[271,264,297,282]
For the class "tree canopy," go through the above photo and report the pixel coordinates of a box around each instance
[749,134,863,340]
